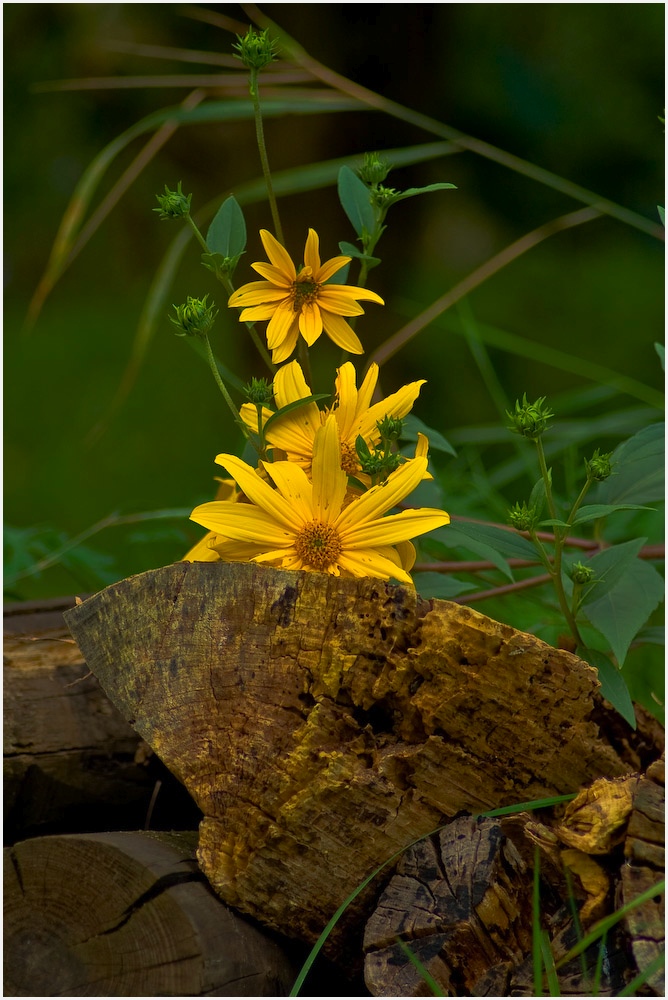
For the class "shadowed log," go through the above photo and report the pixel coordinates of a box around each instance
[63,562,663,957]
[4,602,201,843]
[4,830,297,997]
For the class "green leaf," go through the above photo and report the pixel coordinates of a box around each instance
[388,182,457,203]
[263,394,330,436]
[578,646,636,728]
[582,538,647,600]
[412,572,477,600]
[528,476,548,520]
[570,503,653,526]
[581,557,664,666]
[206,195,247,257]
[655,342,665,370]
[338,165,375,238]
[401,414,456,456]
[431,521,540,580]
[338,241,381,266]
[595,423,665,505]
[658,205,665,226]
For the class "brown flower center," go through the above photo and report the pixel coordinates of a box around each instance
[339,441,361,477]
[294,519,342,571]
[292,272,321,312]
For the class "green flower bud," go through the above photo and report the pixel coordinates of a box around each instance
[170,295,217,338]
[355,435,401,481]
[585,448,614,482]
[201,251,245,281]
[569,561,596,585]
[359,152,391,186]
[243,377,274,407]
[371,185,399,210]
[154,182,192,220]
[507,394,553,440]
[376,415,403,444]
[508,501,537,532]
[233,27,279,71]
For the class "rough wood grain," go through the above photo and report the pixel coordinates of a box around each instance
[4,612,201,842]
[63,561,663,954]
[4,830,296,997]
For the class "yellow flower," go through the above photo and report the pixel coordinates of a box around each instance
[190,415,449,584]
[241,360,426,481]
[228,229,384,364]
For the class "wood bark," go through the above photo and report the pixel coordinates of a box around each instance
[4,830,297,997]
[4,599,201,843]
[64,561,664,958]
[364,765,665,996]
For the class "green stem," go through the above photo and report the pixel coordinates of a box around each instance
[535,437,584,645]
[221,274,276,374]
[202,333,247,435]
[565,477,592,529]
[249,67,284,244]
[185,213,210,254]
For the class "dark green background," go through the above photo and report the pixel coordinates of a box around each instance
[5,4,664,609]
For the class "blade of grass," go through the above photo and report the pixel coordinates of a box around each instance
[245,4,663,240]
[396,939,446,997]
[593,932,607,997]
[541,930,561,996]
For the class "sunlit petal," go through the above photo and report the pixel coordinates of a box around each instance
[395,539,417,572]
[183,531,221,562]
[337,549,412,584]
[190,501,295,545]
[271,325,300,364]
[323,283,384,305]
[317,289,366,317]
[250,263,295,287]
[211,455,302,530]
[311,415,348,522]
[266,302,299,350]
[316,255,352,283]
[320,312,364,354]
[333,363,359,441]
[303,229,321,272]
[340,507,450,548]
[335,457,429,531]
[359,380,426,441]
[262,460,313,522]
[299,302,324,345]
[259,229,296,279]
[228,280,283,305]
[357,363,379,414]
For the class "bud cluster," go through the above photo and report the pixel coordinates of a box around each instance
[170,295,217,338]
[355,416,405,482]
[585,448,614,482]
[569,561,596,585]
[507,500,538,532]
[233,27,279,71]
[507,394,553,440]
[154,182,192,221]
[243,377,274,407]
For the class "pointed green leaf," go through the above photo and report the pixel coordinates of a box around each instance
[401,414,456,457]
[338,165,375,238]
[595,423,664,505]
[582,538,647,600]
[390,182,457,203]
[412,572,477,599]
[338,241,381,266]
[447,521,540,563]
[570,503,653,526]
[578,647,636,728]
[582,558,664,666]
[528,476,548,520]
[655,343,665,370]
[206,195,247,257]
[263,394,330,435]
[658,205,665,226]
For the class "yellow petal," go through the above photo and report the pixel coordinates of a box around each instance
[340,508,450,549]
[266,301,299,350]
[262,460,313,523]
[357,363,379,414]
[333,363,359,441]
[299,302,324,346]
[316,255,352,283]
[303,229,321,273]
[359,380,426,441]
[395,539,417,572]
[311,415,348,522]
[259,229,296,279]
[183,531,221,562]
[335,457,429,532]
[271,325,300,364]
[337,549,412,584]
[210,455,303,531]
[323,283,384,305]
[239,304,281,322]
[317,288,366,317]
[320,312,364,354]
[190,501,295,546]
[251,263,294,287]
[228,279,279,306]
[274,360,311,407]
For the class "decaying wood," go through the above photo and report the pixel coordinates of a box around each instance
[64,562,664,956]
[4,830,296,997]
[4,602,201,842]
[364,768,665,996]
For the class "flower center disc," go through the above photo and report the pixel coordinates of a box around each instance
[292,279,320,311]
[339,441,361,477]
[295,519,342,571]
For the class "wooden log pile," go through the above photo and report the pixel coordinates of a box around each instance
[4,564,665,996]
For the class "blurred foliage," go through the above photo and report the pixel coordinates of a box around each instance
[4,5,663,717]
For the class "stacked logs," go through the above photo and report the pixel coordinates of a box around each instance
[4,566,665,996]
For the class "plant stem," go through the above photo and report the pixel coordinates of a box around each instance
[249,67,284,244]
[185,213,210,254]
[201,333,246,433]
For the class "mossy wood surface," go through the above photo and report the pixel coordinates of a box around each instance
[4,830,296,997]
[64,562,663,952]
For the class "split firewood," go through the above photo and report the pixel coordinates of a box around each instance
[364,767,665,996]
[64,562,664,959]
[4,598,201,842]
[4,830,297,997]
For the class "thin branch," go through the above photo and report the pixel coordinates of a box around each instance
[455,574,553,605]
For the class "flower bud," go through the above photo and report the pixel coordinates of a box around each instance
[233,27,279,71]
[569,561,596,585]
[170,295,217,338]
[243,377,274,407]
[376,415,403,444]
[359,152,391,186]
[585,448,614,482]
[507,501,537,532]
[154,182,192,220]
[507,394,553,440]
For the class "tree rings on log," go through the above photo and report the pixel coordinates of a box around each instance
[4,830,296,997]
[64,562,663,956]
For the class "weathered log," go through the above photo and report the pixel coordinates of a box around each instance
[63,562,664,958]
[4,830,297,997]
[4,599,202,843]
[364,768,665,996]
